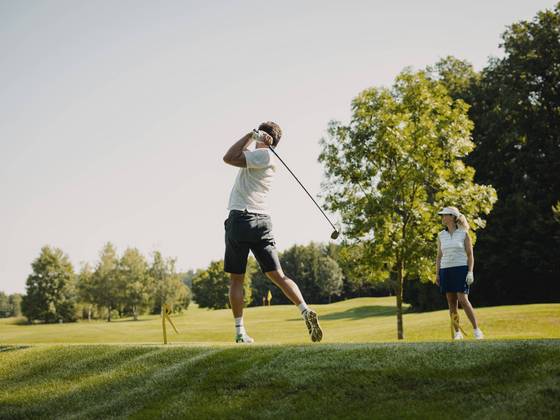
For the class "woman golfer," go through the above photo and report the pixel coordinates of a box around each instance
[436,206,484,340]
[222,121,322,344]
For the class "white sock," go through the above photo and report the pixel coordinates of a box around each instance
[234,317,246,335]
[297,302,309,314]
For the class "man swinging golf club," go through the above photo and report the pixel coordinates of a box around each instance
[223,121,323,343]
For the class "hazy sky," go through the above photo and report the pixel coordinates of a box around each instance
[1,0,555,294]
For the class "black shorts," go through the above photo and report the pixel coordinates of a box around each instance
[224,210,281,274]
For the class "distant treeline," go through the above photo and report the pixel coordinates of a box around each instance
[11,244,191,323]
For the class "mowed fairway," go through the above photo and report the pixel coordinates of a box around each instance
[1,341,560,419]
[1,297,559,344]
[1,298,560,419]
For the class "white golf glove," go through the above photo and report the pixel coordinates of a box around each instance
[252,129,267,144]
[466,271,474,286]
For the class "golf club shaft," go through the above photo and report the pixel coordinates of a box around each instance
[267,146,338,232]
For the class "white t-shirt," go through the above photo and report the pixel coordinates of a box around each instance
[227,148,277,215]
[438,228,468,268]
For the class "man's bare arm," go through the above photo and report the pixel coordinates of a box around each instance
[223,133,253,168]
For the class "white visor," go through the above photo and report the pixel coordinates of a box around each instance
[437,207,460,217]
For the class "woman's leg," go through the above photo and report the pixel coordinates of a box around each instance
[446,293,459,332]
[458,293,479,329]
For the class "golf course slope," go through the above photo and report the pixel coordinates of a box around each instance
[1,340,560,419]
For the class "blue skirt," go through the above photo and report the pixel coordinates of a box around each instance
[439,265,470,294]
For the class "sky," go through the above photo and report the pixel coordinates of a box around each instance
[0,0,556,294]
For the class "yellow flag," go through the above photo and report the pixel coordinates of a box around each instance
[162,303,179,344]
[267,290,272,303]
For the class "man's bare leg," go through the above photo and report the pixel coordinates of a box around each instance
[266,269,323,342]
[229,273,252,343]
[265,270,304,305]
[229,273,245,318]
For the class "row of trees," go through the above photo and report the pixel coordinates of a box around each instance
[191,242,401,310]
[0,292,22,318]
[20,244,191,323]
[191,243,347,310]
[7,240,385,321]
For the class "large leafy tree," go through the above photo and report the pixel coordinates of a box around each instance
[464,4,560,304]
[21,246,77,323]
[319,69,496,339]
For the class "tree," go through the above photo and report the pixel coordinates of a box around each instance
[553,201,560,223]
[464,4,560,304]
[117,248,153,320]
[150,251,191,314]
[192,260,251,309]
[20,246,77,323]
[426,56,479,102]
[326,242,393,299]
[280,243,324,303]
[9,294,22,317]
[316,256,343,303]
[181,269,195,289]
[77,263,96,320]
[0,292,10,317]
[249,244,346,306]
[319,69,496,339]
[0,292,24,318]
[91,243,120,321]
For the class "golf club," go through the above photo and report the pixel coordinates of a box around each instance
[264,141,339,240]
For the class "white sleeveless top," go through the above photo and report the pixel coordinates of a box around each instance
[438,228,468,268]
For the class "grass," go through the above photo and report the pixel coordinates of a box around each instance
[1,299,559,418]
[1,297,559,344]
[1,341,559,419]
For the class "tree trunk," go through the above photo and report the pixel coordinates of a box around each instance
[396,260,404,340]
[107,305,112,322]
[87,305,92,321]
[133,305,138,321]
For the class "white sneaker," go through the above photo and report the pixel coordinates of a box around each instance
[453,331,464,340]
[473,328,484,340]
[235,333,254,343]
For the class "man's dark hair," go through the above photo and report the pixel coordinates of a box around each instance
[258,121,282,147]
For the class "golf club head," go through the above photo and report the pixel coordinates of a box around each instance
[330,230,340,240]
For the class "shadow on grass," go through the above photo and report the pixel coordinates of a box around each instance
[109,318,153,323]
[0,345,29,353]
[9,317,153,326]
[288,305,402,322]
[320,305,401,320]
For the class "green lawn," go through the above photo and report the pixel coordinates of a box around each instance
[1,297,559,344]
[1,299,559,418]
[1,341,559,419]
